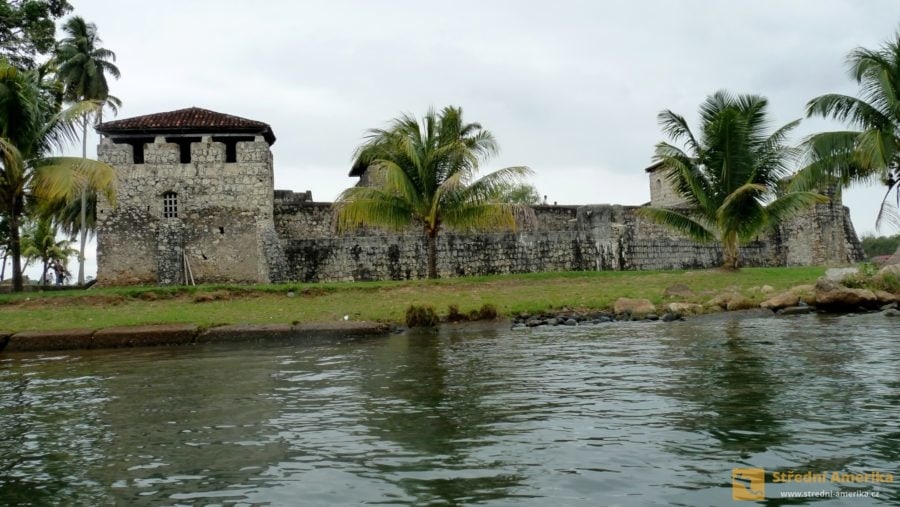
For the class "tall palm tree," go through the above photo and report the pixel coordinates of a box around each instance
[54,16,120,285]
[637,91,826,270]
[794,32,900,229]
[0,61,115,292]
[335,106,533,279]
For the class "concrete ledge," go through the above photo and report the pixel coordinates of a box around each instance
[292,321,390,336]
[197,323,293,342]
[199,321,389,342]
[0,321,390,353]
[5,329,96,352]
[92,324,198,348]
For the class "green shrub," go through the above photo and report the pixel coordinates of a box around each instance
[477,303,498,320]
[446,304,465,322]
[405,304,439,327]
[874,272,900,294]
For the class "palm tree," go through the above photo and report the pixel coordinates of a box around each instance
[21,216,76,285]
[335,106,533,279]
[795,32,900,229]
[54,16,121,285]
[637,91,826,270]
[0,61,115,292]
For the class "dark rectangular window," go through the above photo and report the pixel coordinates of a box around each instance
[163,191,178,218]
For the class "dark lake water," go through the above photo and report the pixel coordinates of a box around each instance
[1,313,897,506]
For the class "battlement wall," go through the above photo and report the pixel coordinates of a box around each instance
[272,200,862,283]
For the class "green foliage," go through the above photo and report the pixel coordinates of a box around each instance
[55,16,121,107]
[477,303,498,320]
[53,16,122,285]
[876,271,900,293]
[0,0,73,69]
[795,31,900,229]
[495,183,541,205]
[20,215,75,284]
[334,106,534,278]
[637,91,826,269]
[446,304,464,322]
[405,304,439,327]
[860,233,900,258]
[0,60,116,291]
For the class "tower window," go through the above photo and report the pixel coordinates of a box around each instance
[163,191,178,218]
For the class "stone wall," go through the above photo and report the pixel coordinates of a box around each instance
[96,138,865,286]
[96,136,283,285]
[273,201,861,283]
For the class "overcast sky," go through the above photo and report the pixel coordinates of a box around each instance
[21,0,900,279]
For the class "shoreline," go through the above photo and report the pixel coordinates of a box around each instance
[2,266,897,353]
[3,303,898,354]
[0,321,391,354]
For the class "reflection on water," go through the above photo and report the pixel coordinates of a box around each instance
[0,315,897,506]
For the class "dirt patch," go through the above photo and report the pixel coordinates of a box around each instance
[12,294,128,309]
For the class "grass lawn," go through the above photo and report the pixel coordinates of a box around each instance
[0,266,826,332]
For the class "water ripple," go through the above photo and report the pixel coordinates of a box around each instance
[1,313,898,505]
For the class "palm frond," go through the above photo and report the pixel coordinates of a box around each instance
[764,191,829,228]
[793,131,868,190]
[806,93,892,130]
[333,186,414,232]
[635,206,716,243]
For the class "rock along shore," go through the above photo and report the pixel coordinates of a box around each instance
[0,321,390,354]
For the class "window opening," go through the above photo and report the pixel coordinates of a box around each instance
[163,192,178,218]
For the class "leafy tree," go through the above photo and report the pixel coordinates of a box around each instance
[335,106,533,279]
[795,31,900,229]
[54,15,121,285]
[0,0,72,68]
[20,215,74,284]
[860,233,900,258]
[637,91,826,270]
[494,183,541,205]
[0,60,115,292]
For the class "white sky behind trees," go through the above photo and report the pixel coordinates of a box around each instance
[18,0,900,279]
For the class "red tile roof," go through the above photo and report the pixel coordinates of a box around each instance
[96,107,276,145]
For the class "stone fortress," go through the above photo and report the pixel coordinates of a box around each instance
[95,108,864,286]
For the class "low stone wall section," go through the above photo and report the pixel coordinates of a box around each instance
[273,202,849,282]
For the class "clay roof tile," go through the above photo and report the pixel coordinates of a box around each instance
[96,107,276,145]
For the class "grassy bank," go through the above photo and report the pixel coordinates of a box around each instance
[0,267,826,332]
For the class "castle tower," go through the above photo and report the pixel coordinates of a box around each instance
[645,161,688,208]
[95,107,285,285]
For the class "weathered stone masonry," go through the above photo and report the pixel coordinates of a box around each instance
[95,108,864,286]
[273,191,863,282]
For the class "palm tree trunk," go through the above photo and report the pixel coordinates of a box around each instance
[77,115,88,285]
[9,210,23,292]
[1,252,6,281]
[42,259,49,285]
[426,229,438,279]
[722,235,740,270]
